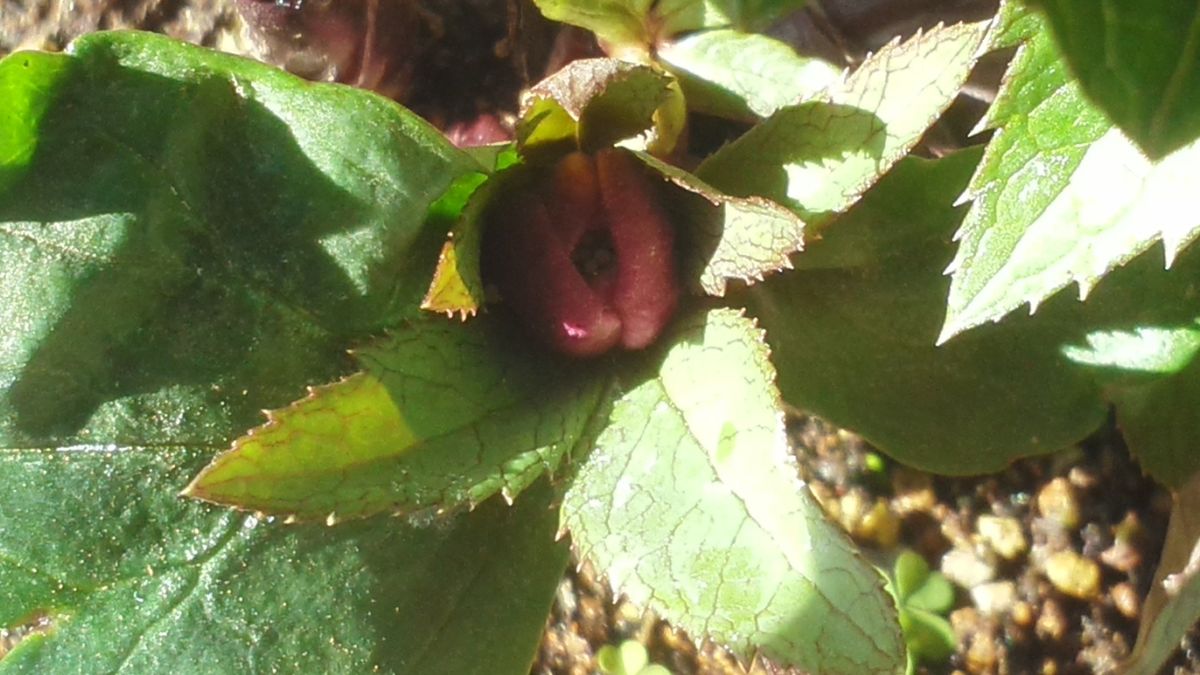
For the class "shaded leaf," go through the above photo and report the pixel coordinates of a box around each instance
[634,151,805,295]
[1112,353,1200,487]
[940,3,1200,342]
[0,30,475,444]
[0,447,567,674]
[563,308,904,674]
[697,21,987,221]
[658,29,839,120]
[186,317,612,522]
[745,151,1108,474]
[1028,0,1200,159]
[1121,471,1200,674]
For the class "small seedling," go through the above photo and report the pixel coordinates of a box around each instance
[597,640,672,675]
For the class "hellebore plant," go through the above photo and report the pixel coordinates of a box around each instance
[2,1,1200,674]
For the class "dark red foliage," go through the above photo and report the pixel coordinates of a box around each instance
[483,150,679,357]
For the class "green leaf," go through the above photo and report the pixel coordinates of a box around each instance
[0,51,72,193]
[1027,0,1200,159]
[562,308,904,674]
[518,58,672,156]
[186,317,612,522]
[0,31,476,442]
[658,29,839,120]
[654,0,810,36]
[697,21,987,221]
[897,608,956,665]
[1062,323,1200,376]
[633,151,805,295]
[531,0,808,53]
[940,3,1200,342]
[532,0,656,52]
[0,447,568,674]
[1122,472,1200,674]
[1064,320,1200,487]
[893,550,930,602]
[421,171,495,317]
[1111,355,1200,487]
[597,640,650,675]
[903,572,954,615]
[0,32,563,673]
[745,150,1108,474]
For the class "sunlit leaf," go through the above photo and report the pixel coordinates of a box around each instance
[658,29,839,120]
[940,3,1200,342]
[698,21,987,222]
[634,151,805,295]
[563,308,904,674]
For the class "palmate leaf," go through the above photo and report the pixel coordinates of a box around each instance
[1028,0,1200,159]
[939,2,1200,342]
[562,308,904,674]
[0,31,565,673]
[186,316,612,523]
[697,21,987,223]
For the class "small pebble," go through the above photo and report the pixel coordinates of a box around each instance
[1037,598,1067,642]
[1043,550,1101,600]
[971,580,1016,616]
[941,547,996,588]
[950,607,982,642]
[1011,600,1034,628]
[1068,465,1099,489]
[965,631,999,673]
[1036,478,1081,530]
[1081,522,1110,557]
[577,595,609,644]
[1111,581,1140,620]
[555,578,578,617]
[1100,540,1141,574]
[977,515,1028,560]
[809,481,839,522]
[856,498,901,549]
[836,489,867,534]
[892,468,937,515]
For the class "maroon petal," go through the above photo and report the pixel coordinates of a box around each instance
[596,150,680,350]
[484,192,621,357]
[545,152,601,250]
